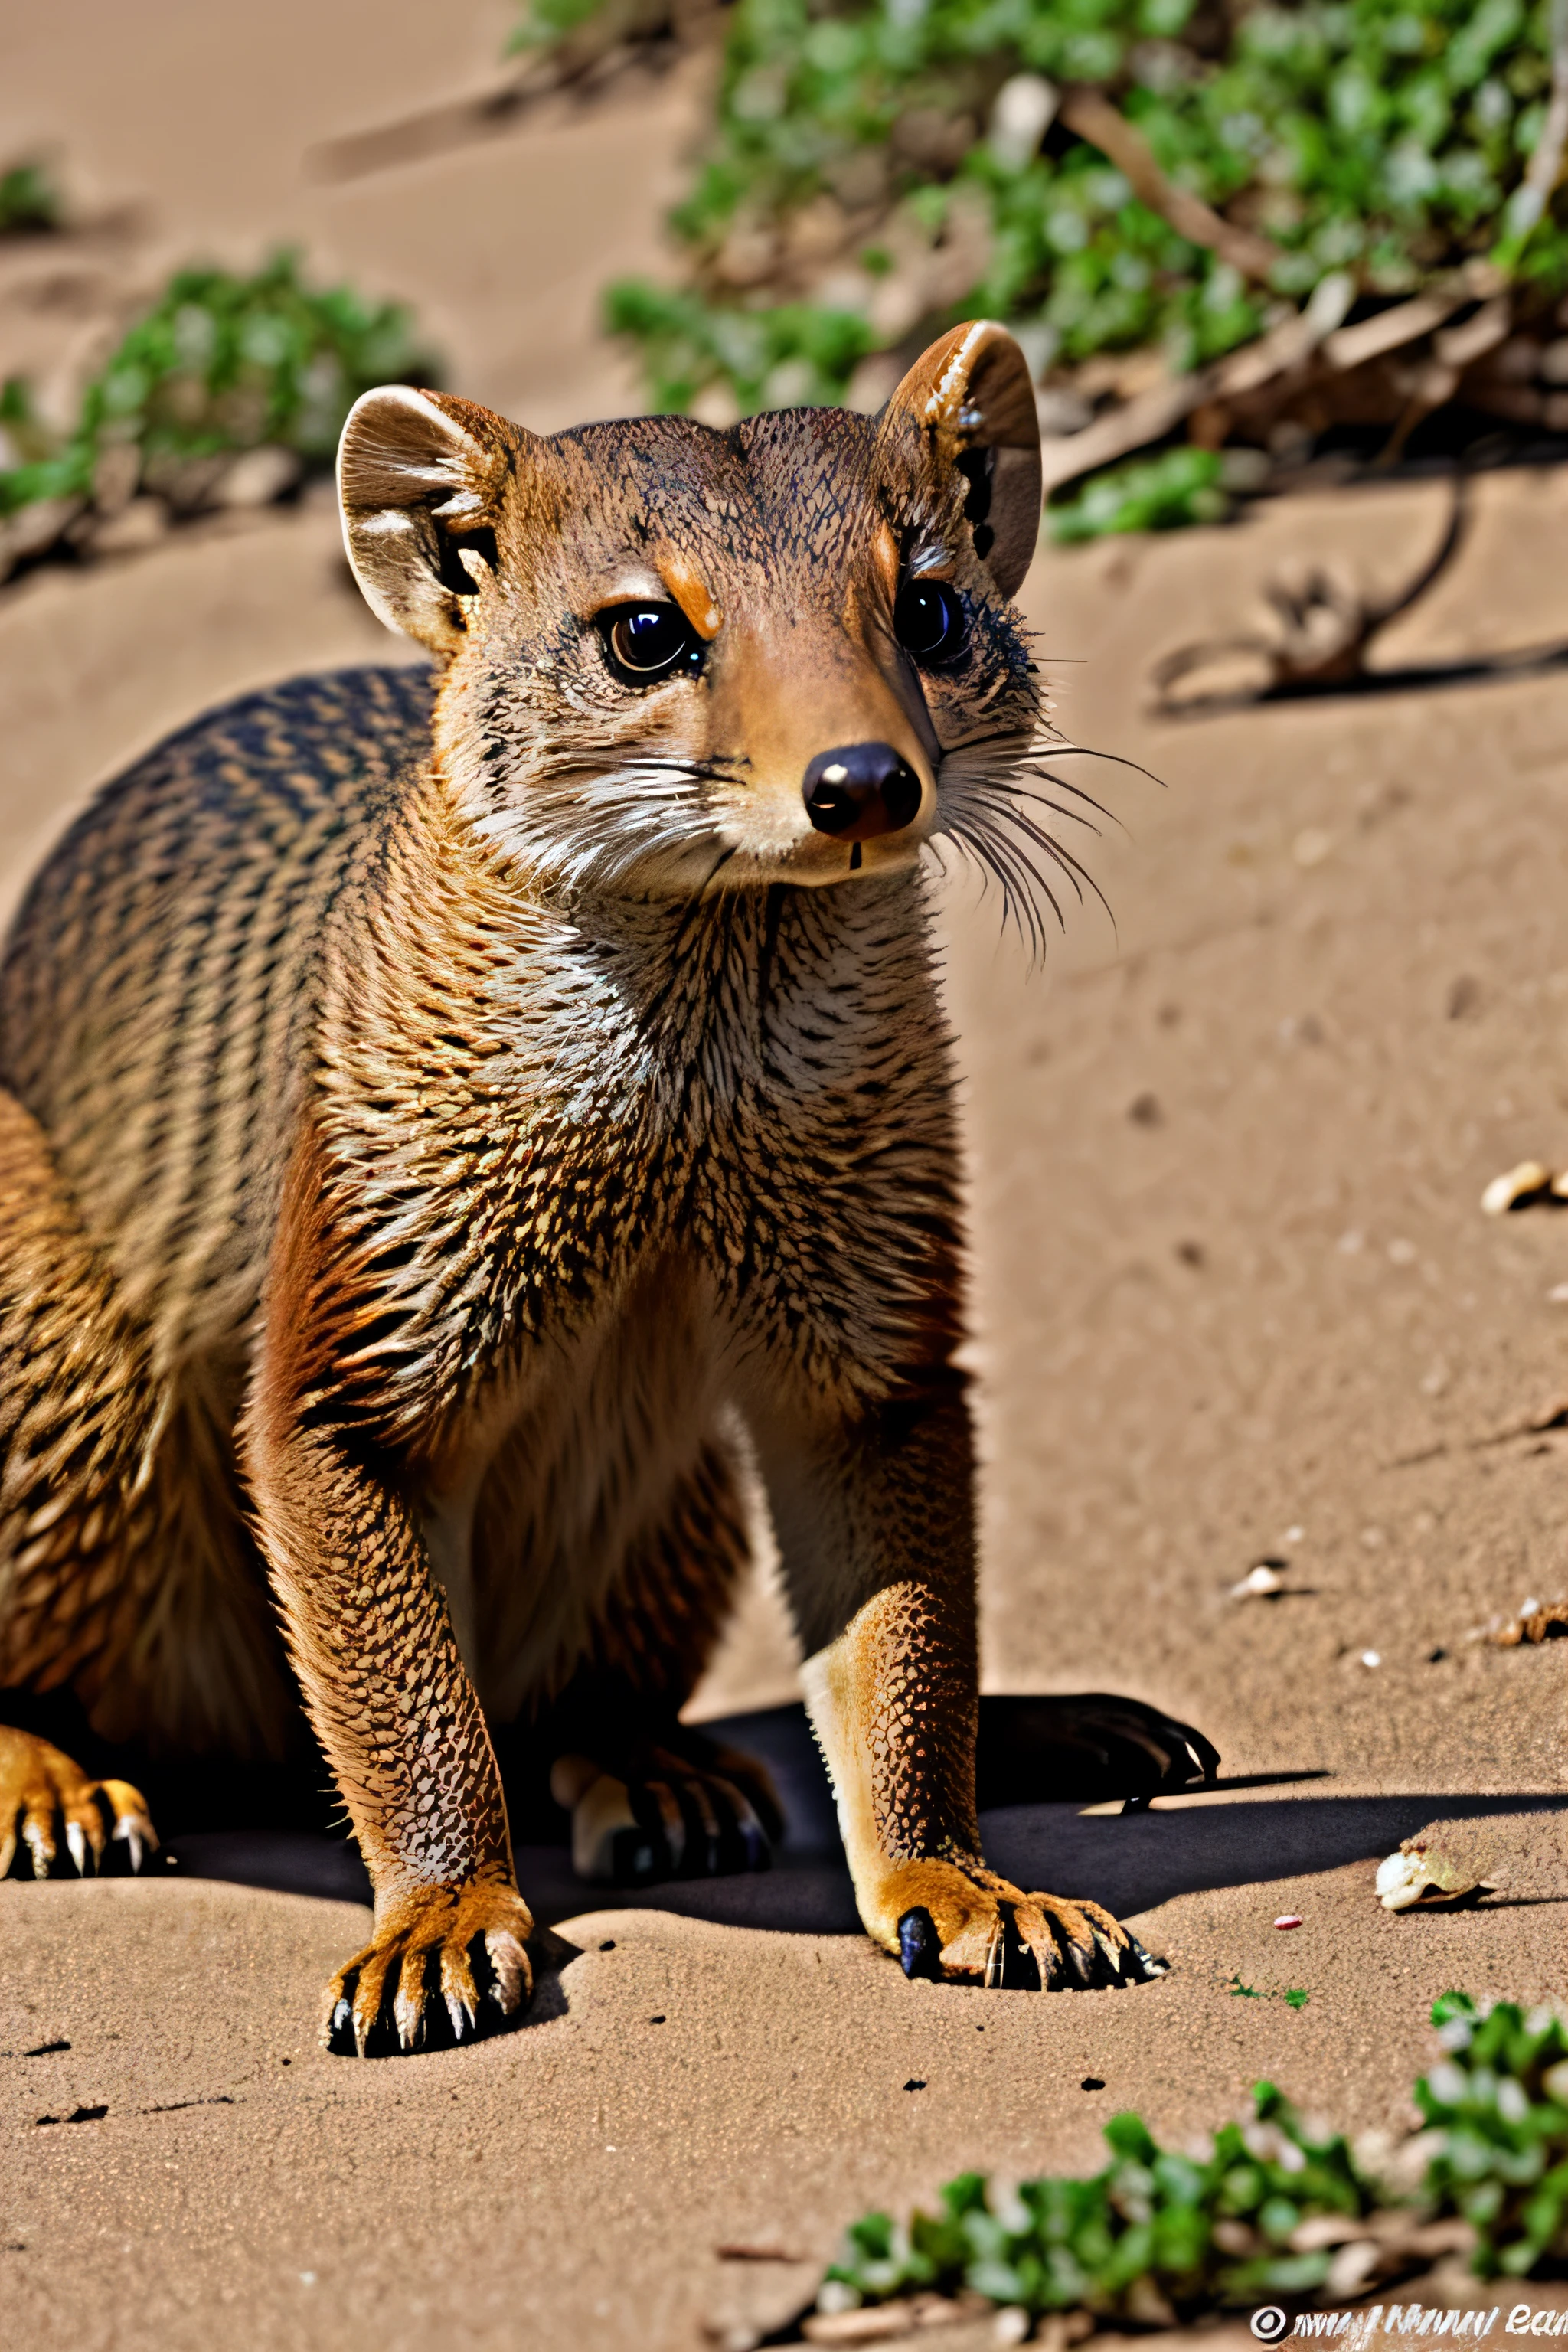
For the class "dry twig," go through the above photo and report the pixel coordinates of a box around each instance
[1058,86,1285,285]
[1511,0,1568,240]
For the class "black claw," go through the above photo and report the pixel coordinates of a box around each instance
[1089,1928,1127,1986]
[898,1907,943,1981]
[670,1778,714,1879]
[1034,1935,1069,1991]
[626,1782,681,1878]
[1057,1921,1096,1990]
[1001,1912,1043,1991]
[709,1775,773,1878]
[361,1995,403,2060]
[1031,1907,1079,1989]
[1176,1720,1223,1784]
[466,1932,511,2023]
[620,1771,775,1883]
[607,1825,663,1884]
[326,1996,357,2057]
[1127,1933,1169,1979]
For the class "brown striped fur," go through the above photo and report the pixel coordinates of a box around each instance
[0,324,1164,2051]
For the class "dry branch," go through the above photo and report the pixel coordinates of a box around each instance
[1037,282,1481,498]
[1057,86,1285,284]
[1037,284,1346,493]
[1512,0,1568,238]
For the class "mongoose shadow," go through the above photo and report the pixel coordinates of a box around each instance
[0,1684,1219,1923]
[18,1684,1560,1938]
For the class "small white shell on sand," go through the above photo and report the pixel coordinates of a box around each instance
[1274,1914,1302,1929]
[1376,1837,1490,1912]
[1376,1851,1426,1909]
[1481,1161,1553,1215]
[1230,1562,1285,1599]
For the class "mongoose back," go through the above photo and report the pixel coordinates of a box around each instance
[0,322,1170,2052]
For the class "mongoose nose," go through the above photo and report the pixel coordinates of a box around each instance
[802,743,923,841]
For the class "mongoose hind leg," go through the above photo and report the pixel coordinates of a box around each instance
[531,1441,783,1886]
[0,1725,155,1879]
[550,1720,785,1886]
[0,1090,163,1876]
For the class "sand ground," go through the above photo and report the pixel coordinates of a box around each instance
[3,9,1568,2350]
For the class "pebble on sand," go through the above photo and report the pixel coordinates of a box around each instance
[1469,1596,1568,1646]
[1230,1561,1286,1599]
[1481,1160,1553,1215]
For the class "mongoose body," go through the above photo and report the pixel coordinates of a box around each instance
[0,324,1168,2050]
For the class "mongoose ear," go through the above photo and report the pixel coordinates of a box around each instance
[337,386,525,653]
[881,321,1042,598]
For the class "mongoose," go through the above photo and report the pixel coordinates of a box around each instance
[0,321,1173,2055]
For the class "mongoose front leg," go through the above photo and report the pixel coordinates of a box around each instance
[246,1152,531,2058]
[249,1415,531,2053]
[773,1390,1167,1991]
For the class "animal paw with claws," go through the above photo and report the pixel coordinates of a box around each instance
[0,1724,157,1879]
[551,1726,784,1886]
[322,1881,534,2057]
[885,1860,1167,1991]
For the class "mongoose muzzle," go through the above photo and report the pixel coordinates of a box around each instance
[802,742,923,841]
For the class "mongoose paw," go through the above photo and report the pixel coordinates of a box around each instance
[322,1883,534,2058]
[552,1733,783,1886]
[0,1725,158,1880]
[885,1861,1168,1991]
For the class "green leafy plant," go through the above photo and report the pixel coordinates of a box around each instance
[0,250,439,526]
[603,278,876,411]
[0,162,61,236]
[1048,445,1227,540]
[814,1992,1568,2331]
[1419,1991,1568,2278]
[819,2083,1376,2324]
[521,0,1568,532]
[1224,1973,1312,2008]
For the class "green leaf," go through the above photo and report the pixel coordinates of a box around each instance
[1103,2112,1160,2164]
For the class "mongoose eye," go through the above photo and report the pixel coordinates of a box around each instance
[600,603,704,684]
[893,579,967,669]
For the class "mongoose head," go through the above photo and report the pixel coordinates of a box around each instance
[338,322,1050,913]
